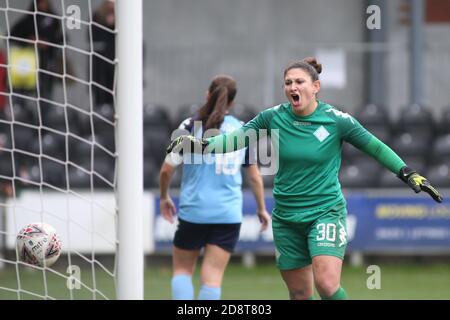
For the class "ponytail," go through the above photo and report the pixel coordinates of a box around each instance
[197,75,237,133]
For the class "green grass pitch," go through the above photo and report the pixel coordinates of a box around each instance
[1,261,449,300]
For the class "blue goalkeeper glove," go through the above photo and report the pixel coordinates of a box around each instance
[166,135,209,154]
[398,166,443,203]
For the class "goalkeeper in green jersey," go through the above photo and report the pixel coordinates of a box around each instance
[167,57,443,300]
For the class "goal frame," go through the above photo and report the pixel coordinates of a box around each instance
[116,0,143,300]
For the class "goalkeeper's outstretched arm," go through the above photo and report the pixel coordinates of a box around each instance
[166,107,274,155]
[166,128,256,155]
[359,136,443,203]
[338,113,443,203]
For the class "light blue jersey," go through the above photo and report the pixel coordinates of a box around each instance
[168,115,251,224]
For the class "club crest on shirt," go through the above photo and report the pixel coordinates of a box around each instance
[313,125,330,142]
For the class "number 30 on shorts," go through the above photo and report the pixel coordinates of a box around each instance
[316,222,347,247]
[316,223,336,241]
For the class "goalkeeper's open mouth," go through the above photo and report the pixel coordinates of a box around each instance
[291,93,301,107]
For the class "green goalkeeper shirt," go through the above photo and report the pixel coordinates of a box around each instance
[206,100,405,214]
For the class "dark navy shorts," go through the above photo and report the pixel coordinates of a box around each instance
[173,218,241,253]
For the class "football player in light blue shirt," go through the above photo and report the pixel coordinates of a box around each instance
[159,75,270,300]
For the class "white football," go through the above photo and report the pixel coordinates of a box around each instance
[16,223,62,267]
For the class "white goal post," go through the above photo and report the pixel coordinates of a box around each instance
[116,0,143,300]
[0,0,143,300]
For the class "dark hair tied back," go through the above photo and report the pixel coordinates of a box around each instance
[284,56,322,81]
[197,75,237,132]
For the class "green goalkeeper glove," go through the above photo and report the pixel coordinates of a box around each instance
[166,135,209,154]
[398,166,443,203]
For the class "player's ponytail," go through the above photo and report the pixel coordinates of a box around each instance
[198,75,237,132]
[302,56,322,77]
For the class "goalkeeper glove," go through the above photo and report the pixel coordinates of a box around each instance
[398,166,443,203]
[166,135,209,154]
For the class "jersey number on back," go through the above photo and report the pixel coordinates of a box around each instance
[215,153,241,175]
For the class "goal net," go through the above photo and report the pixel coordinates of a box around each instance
[0,0,143,300]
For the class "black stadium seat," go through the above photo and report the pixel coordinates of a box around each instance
[397,104,435,137]
[13,124,39,154]
[144,160,159,188]
[0,152,13,177]
[342,143,363,162]
[144,104,172,130]
[400,155,427,174]
[356,103,389,127]
[424,164,450,188]
[339,160,381,188]
[437,106,450,134]
[390,132,429,157]
[379,170,405,188]
[41,158,66,189]
[364,125,391,143]
[174,104,201,129]
[93,156,115,189]
[144,128,170,165]
[42,130,66,162]
[41,103,67,133]
[431,134,450,158]
[68,135,92,168]
[68,164,91,189]
[231,104,257,123]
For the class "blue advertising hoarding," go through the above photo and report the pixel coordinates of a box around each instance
[154,191,450,254]
[346,193,450,252]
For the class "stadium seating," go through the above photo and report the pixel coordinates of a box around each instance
[397,104,434,132]
[93,104,115,138]
[364,125,391,143]
[42,130,66,162]
[437,106,450,134]
[342,143,363,162]
[378,170,405,188]
[144,127,170,165]
[13,124,39,154]
[93,156,115,189]
[425,164,450,188]
[395,104,435,144]
[144,160,159,189]
[41,103,67,133]
[41,158,66,189]
[390,131,429,157]
[339,160,381,188]
[68,164,91,189]
[230,104,257,123]
[400,155,427,173]
[144,104,172,130]
[66,107,88,136]
[356,103,390,127]
[0,131,12,150]
[21,162,41,186]
[430,134,450,159]
[173,103,201,129]
[0,152,13,177]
